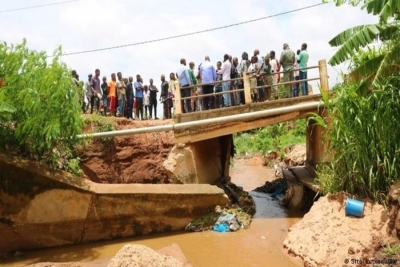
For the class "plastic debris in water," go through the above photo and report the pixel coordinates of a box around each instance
[213,223,229,233]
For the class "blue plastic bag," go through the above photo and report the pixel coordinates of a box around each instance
[213,223,229,233]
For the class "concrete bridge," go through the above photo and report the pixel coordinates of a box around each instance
[81,59,330,187]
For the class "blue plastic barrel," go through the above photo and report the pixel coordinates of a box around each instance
[345,198,365,217]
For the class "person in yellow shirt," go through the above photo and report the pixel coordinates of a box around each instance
[108,73,117,116]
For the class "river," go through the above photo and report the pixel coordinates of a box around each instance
[2,156,304,267]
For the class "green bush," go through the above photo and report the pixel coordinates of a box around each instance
[233,122,306,156]
[315,74,400,203]
[66,158,83,176]
[83,114,116,145]
[292,119,307,137]
[0,39,84,172]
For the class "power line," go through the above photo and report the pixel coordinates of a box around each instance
[59,3,326,57]
[0,0,79,13]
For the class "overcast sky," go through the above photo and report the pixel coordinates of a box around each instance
[1,0,377,92]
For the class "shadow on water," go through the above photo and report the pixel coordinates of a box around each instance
[250,191,307,220]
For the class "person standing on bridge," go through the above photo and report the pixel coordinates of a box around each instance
[280,43,296,98]
[217,54,232,108]
[116,72,126,116]
[254,49,264,66]
[126,76,135,119]
[215,61,223,108]
[134,74,144,120]
[149,78,159,119]
[199,56,216,110]
[108,73,117,116]
[298,43,309,96]
[269,51,280,100]
[84,74,92,113]
[293,49,301,97]
[258,55,273,101]
[231,57,240,106]
[168,72,178,115]
[237,52,249,105]
[248,56,259,103]
[101,76,109,116]
[160,74,171,119]
[188,62,198,112]
[90,69,101,114]
[176,58,192,113]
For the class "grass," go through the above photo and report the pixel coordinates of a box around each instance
[83,114,117,145]
[314,74,400,204]
[234,119,306,156]
[383,243,400,256]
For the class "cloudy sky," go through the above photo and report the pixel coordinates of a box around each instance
[1,0,377,92]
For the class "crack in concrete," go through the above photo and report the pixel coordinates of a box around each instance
[79,193,94,243]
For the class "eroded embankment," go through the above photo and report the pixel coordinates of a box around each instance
[78,117,175,184]
[284,192,391,267]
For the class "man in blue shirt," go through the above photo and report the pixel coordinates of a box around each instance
[134,74,144,120]
[176,58,192,113]
[199,55,216,110]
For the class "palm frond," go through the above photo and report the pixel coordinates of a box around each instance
[329,22,400,66]
[322,0,362,7]
[372,40,400,87]
[324,0,400,23]
[379,21,400,41]
[329,24,382,65]
[355,74,373,95]
[351,54,384,80]
[361,0,400,23]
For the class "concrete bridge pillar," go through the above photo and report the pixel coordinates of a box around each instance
[163,135,233,184]
[305,119,324,172]
[305,59,330,172]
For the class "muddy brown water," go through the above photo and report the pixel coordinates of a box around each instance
[2,157,304,267]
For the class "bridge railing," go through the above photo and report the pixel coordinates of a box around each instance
[172,59,329,115]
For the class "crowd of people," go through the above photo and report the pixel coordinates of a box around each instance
[71,43,309,120]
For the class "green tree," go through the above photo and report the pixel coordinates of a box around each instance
[323,0,400,93]
[0,39,83,165]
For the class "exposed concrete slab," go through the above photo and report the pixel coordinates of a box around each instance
[0,152,228,253]
[283,167,321,210]
[163,135,232,185]
[283,169,305,210]
[289,166,320,192]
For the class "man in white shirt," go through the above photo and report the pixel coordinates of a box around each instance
[254,49,264,66]
[176,58,192,113]
[217,54,232,107]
